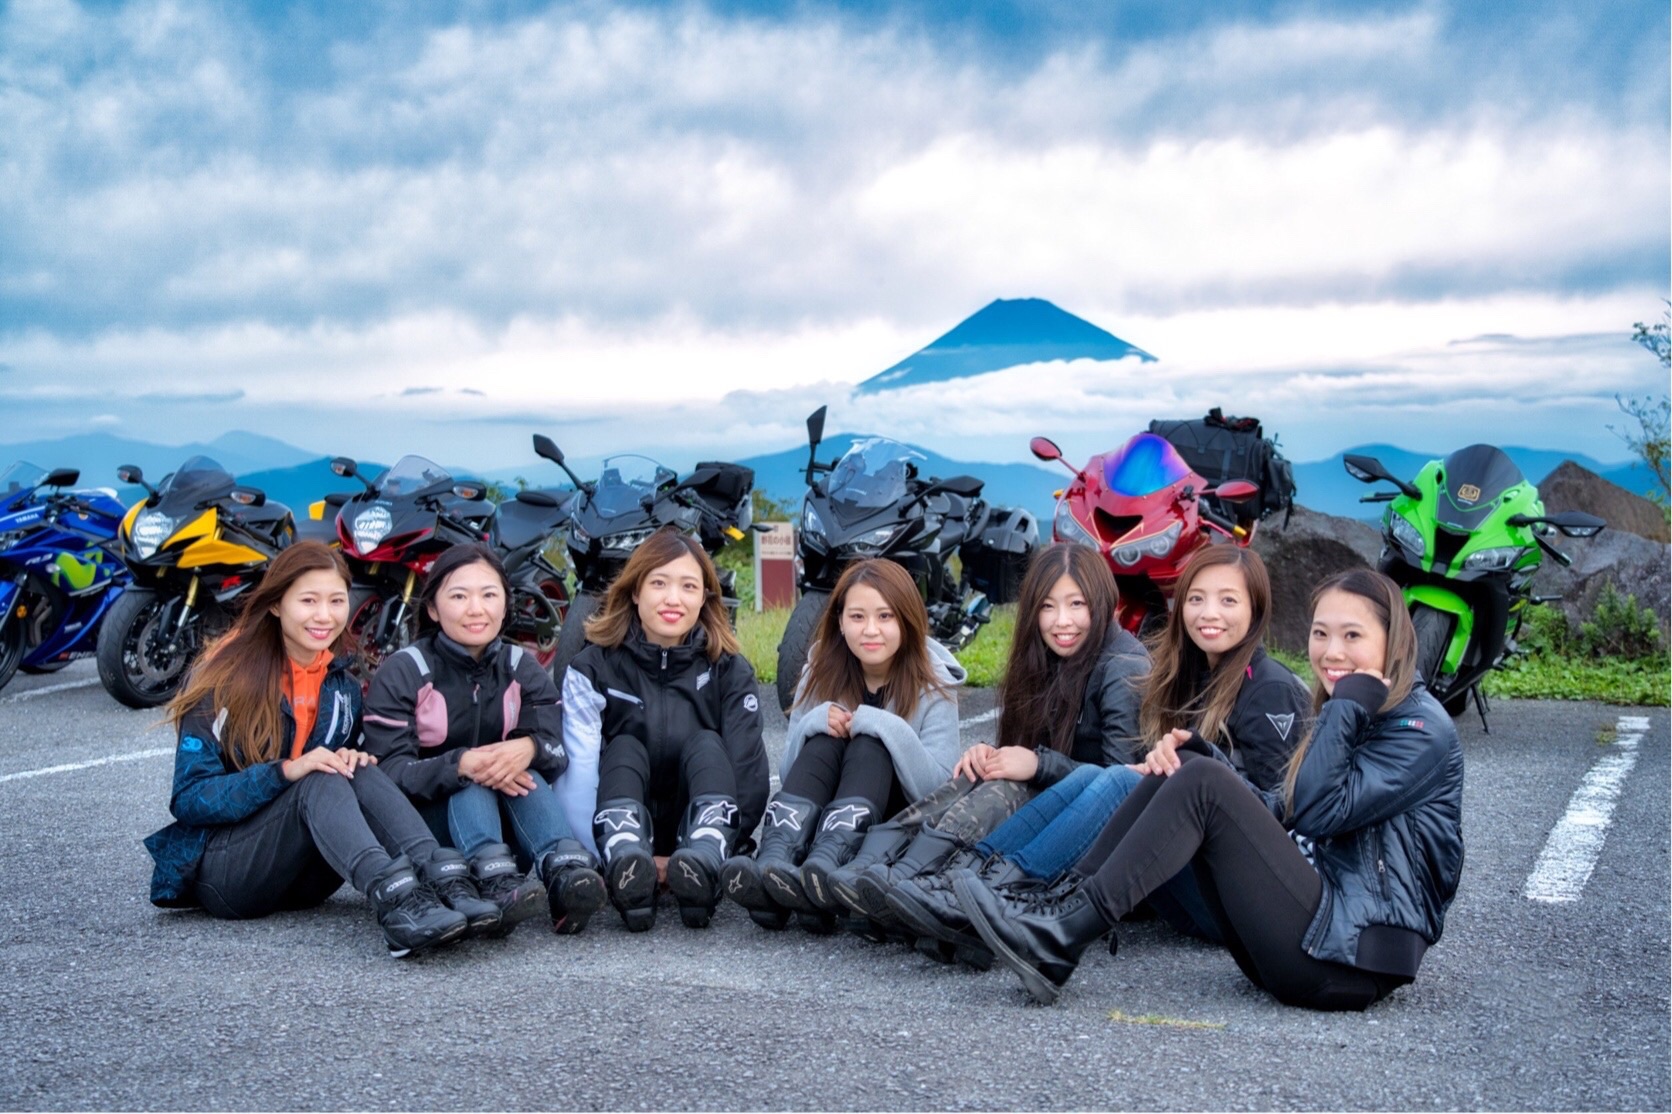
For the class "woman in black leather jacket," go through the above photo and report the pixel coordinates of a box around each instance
[953,567,1464,1009]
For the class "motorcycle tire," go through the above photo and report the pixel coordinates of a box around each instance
[551,589,603,685]
[1410,605,1456,705]
[509,578,567,673]
[96,588,200,709]
[774,589,829,714]
[348,588,415,683]
[0,608,25,694]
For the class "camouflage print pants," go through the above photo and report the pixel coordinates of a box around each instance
[888,775,1039,844]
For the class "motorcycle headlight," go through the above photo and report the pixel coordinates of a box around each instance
[839,526,899,557]
[568,520,590,547]
[1052,501,1098,548]
[801,501,824,538]
[351,506,393,553]
[131,511,176,559]
[1388,514,1425,559]
[0,529,28,550]
[600,526,657,551]
[1463,546,1523,572]
[1111,521,1182,567]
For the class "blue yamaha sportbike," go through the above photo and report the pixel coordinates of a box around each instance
[0,462,131,693]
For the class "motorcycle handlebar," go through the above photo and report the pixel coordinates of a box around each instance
[1535,535,1573,568]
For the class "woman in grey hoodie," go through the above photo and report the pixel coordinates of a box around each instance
[723,559,963,931]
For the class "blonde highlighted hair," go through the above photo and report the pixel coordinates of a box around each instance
[583,527,740,661]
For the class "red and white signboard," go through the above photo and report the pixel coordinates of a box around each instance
[753,522,798,611]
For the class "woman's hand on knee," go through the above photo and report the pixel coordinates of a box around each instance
[826,704,853,738]
[281,747,354,782]
[459,739,536,795]
[953,743,996,782]
[1137,729,1192,778]
[980,746,1038,782]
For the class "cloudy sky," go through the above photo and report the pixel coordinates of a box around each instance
[2,0,1667,475]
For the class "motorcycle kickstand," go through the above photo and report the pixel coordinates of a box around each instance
[1472,685,1490,734]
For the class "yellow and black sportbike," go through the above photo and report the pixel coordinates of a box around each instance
[96,456,295,708]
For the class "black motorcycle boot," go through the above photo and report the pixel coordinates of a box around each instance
[853,825,963,925]
[538,839,607,936]
[827,821,910,918]
[469,842,546,938]
[666,794,740,928]
[594,797,658,932]
[369,855,470,958]
[798,797,874,916]
[419,847,502,938]
[953,873,1114,1005]
[723,792,818,926]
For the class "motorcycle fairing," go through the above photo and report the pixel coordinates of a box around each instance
[1433,444,1528,534]
[1102,434,1192,498]
[1404,585,1475,677]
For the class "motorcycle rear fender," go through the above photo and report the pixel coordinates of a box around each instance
[1404,585,1474,676]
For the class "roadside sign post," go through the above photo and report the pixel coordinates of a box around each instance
[754,522,797,611]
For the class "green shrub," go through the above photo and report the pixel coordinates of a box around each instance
[1577,579,1665,660]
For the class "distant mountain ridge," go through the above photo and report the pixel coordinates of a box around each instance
[856,297,1156,395]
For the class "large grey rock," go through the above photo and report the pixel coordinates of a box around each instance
[1252,505,1382,654]
[1531,527,1670,631]
[1538,460,1669,544]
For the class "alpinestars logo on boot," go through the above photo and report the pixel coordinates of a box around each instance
[765,800,806,830]
[1266,712,1296,741]
[595,807,641,832]
[821,803,870,830]
[697,800,739,827]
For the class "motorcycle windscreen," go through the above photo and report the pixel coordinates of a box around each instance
[155,456,236,511]
[1436,444,1525,532]
[592,454,677,518]
[373,455,454,497]
[827,438,926,513]
[1103,434,1192,497]
[0,461,46,512]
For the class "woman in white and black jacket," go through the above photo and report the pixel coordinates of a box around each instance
[954,567,1464,1009]
[362,543,605,937]
[558,528,770,932]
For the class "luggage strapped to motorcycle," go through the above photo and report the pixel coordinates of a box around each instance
[1147,407,1296,525]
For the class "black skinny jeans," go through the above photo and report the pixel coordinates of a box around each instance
[194,765,439,919]
[597,730,736,854]
[1076,757,1404,1011]
[780,732,903,817]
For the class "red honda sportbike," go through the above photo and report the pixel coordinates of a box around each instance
[1030,432,1259,634]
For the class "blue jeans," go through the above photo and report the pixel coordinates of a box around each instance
[979,764,1143,879]
[434,771,576,860]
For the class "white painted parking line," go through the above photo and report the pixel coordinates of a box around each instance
[1523,715,1647,904]
[963,708,999,725]
[0,747,173,784]
[0,677,101,702]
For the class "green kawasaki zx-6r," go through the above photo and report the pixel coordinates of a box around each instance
[1343,444,1605,725]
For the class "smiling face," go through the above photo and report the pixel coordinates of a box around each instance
[426,560,507,658]
[1037,573,1093,658]
[840,582,902,685]
[1180,563,1253,667]
[1308,588,1389,694]
[272,568,350,665]
[634,552,706,647]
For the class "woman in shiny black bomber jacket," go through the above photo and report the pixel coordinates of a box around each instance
[953,567,1463,1010]
[557,529,770,932]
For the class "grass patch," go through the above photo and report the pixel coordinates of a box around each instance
[955,604,1014,688]
[1107,1008,1225,1031]
[737,607,790,684]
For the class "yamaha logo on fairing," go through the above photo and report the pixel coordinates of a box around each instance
[352,504,394,552]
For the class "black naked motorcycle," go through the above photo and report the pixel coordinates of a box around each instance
[773,406,1038,712]
[546,438,759,680]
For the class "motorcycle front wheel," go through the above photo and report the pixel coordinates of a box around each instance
[95,588,202,709]
[774,589,829,714]
[348,588,415,683]
[1410,605,1457,704]
[0,605,25,694]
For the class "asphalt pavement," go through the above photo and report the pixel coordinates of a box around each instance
[0,661,1666,1111]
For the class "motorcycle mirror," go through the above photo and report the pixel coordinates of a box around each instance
[515,489,560,508]
[806,405,827,448]
[323,492,351,508]
[1548,512,1606,538]
[228,486,267,507]
[330,457,357,478]
[1209,480,1259,502]
[43,468,79,488]
[532,434,564,464]
[1029,436,1062,463]
[1341,454,1383,483]
[452,482,487,502]
[115,464,143,485]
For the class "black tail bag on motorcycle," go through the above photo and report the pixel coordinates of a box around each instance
[1149,407,1296,525]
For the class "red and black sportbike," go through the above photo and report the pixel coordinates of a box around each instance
[1030,431,1259,635]
[325,452,571,675]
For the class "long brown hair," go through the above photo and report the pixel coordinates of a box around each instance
[1281,568,1417,814]
[996,543,1120,754]
[583,527,740,661]
[1137,545,1273,753]
[165,541,354,771]
[800,559,945,721]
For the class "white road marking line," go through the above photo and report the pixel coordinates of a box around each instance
[1523,715,1646,904]
[0,677,100,702]
[963,708,999,726]
[0,747,173,784]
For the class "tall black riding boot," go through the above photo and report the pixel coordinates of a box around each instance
[953,872,1114,1005]
[852,825,963,926]
[827,822,911,920]
[594,797,657,932]
[798,797,875,921]
[722,792,817,930]
[667,794,740,929]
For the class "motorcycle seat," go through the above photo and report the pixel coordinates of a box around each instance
[493,497,567,551]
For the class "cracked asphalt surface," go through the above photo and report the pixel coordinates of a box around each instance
[1,661,1666,1111]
